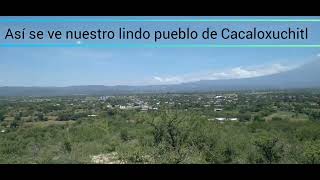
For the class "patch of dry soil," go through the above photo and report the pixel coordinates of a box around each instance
[91,152,125,164]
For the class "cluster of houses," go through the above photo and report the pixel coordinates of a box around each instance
[96,94,240,113]
[96,94,240,114]
[118,104,157,111]
[99,96,157,111]
[98,96,110,101]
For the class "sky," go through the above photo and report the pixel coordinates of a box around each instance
[0,16,320,86]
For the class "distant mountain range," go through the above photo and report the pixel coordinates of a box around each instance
[1,60,320,96]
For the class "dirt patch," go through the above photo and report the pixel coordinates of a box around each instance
[91,152,125,164]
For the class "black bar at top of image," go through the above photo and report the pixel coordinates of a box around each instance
[0,0,319,16]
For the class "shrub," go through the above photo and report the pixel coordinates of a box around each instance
[253,133,284,164]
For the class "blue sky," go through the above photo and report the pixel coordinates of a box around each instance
[0,16,320,86]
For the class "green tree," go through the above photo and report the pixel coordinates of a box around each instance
[14,112,22,121]
[10,120,19,128]
[63,140,72,153]
[303,140,320,164]
[253,115,264,122]
[296,125,320,141]
[0,112,4,122]
[35,112,47,121]
[120,129,130,142]
[238,113,251,122]
[253,133,284,164]
[271,116,283,121]
[148,111,192,163]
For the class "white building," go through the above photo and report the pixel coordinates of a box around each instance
[88,115,98,117]
[215,118,226,121]
[229,118,238,121]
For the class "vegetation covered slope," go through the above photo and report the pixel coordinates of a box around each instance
[1,90,320,164]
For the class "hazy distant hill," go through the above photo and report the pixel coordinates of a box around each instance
[167,59,320,92]
[1,60,320,96]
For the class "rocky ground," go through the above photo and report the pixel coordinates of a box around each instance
[91,152,125,164]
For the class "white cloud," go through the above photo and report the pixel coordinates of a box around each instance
[153,76,184,83]
[152,63,298,85]
[206,63,293,80]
